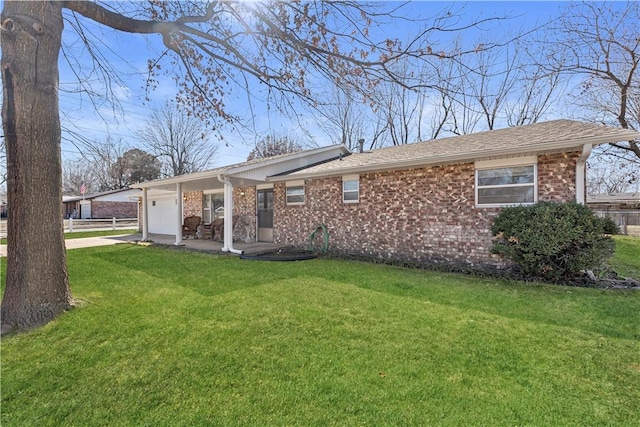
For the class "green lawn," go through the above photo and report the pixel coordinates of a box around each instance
[611,235,640,279]
[1,241,639,426]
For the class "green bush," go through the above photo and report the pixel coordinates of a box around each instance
[600,216,620,235]
[490,202,616,282]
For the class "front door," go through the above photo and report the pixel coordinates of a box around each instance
[257,189,274,242]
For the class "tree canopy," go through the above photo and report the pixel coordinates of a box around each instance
[1,0,495,333]
[246,135,303,161]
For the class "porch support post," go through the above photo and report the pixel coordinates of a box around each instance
[217,174,243,254]
[175,182,184,246]
[142,187,149,241]
[576,144,592,205]
[222,179,232,252]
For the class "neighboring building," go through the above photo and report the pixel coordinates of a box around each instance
[133,120,640,268]
[587,192,640,210]
[587,192,640,236]
[63,188,141,219]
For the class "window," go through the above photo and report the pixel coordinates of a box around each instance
[475,157,537,207]
[342,175,359,203]
[203,193,224,223]
[286,181,305,205]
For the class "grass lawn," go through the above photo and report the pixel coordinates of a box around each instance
[1,241,639,426]
[611,235,640,279]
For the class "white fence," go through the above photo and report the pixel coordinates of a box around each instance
[593,210,640,236]
[1,218,138,238]
[64,217,139,232]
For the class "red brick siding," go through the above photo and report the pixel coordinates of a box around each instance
[91,201,137,219]
[183,191,203,219]
[273,152,579,267]
[232,187,255,241]
[538,152,579,203]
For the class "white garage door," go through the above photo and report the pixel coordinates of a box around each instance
[148,195,178,235]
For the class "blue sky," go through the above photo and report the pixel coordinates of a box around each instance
[28,2,593,166]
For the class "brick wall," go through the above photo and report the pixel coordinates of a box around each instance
[272,152,580,268]
[91,201,137,219]
[234,187,257,242]
[538,152,579,203]
[183,191,203,219]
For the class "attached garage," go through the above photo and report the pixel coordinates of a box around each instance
[147,194,178,235]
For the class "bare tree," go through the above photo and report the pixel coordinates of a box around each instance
[432,37,562,136]
[138,102,216,177]
[246,135,303,161]
[315,85,386,151]
[64,146,161,195]
[1,0,501,332]
[546,1,640,159]
[62,159,94,196]
[375,61,429,146]
[587,158,639,194]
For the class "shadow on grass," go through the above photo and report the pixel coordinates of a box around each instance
[66,245,640,342]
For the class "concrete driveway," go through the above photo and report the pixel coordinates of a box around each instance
[0,234,137,257]
[0,233,281,257]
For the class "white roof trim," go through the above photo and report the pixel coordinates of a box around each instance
[133,144,349,190]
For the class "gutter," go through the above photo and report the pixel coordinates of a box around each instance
[217,174,243,254]
[575,144,592,205]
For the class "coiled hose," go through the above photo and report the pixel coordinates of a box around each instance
[307,224,329,253]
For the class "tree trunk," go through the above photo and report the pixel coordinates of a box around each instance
[1,1,73,333]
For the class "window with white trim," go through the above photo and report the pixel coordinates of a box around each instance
[342,175,359,203]
[475,157,537,207]
[286,182,305,205]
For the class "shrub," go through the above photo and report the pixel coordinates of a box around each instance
[600,216,620,235]
[491,202,616,282]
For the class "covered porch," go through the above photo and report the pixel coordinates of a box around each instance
[133,145,349,254]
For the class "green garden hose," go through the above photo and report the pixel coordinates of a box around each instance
[307,224,329,253]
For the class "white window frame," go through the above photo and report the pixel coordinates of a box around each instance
[285,180,305,205]
[342,174,360,203]
[475,156,538,208]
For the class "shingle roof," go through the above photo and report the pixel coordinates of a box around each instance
[272,120,640,180]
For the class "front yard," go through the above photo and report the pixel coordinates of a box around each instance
[1,238,639,425]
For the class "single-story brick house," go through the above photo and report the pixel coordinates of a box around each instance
[133,120,640,268]
[63,188,141,219]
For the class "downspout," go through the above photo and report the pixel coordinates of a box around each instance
[175,182,184,246]
[142,187,149,241]
[575,144,592,205]
[217,174,243,254]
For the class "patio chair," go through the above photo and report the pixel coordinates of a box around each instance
[209,218,224,240]
[212,215,239,241]
[182,215,201,239]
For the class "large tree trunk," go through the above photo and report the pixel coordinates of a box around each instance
[1,1,73,334]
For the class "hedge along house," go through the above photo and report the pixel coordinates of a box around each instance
[134,120,640,267]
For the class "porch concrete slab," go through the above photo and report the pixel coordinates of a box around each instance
[140,233,283,255]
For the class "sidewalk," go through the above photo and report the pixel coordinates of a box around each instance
[0,234,137,257]
[0,233,281,257]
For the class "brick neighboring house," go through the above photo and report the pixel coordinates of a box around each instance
[134,120,640,268]
[63,188,141,219]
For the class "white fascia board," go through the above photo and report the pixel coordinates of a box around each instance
[225,144,350,175]
[132,167,229,190]
[132,144,350,190]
